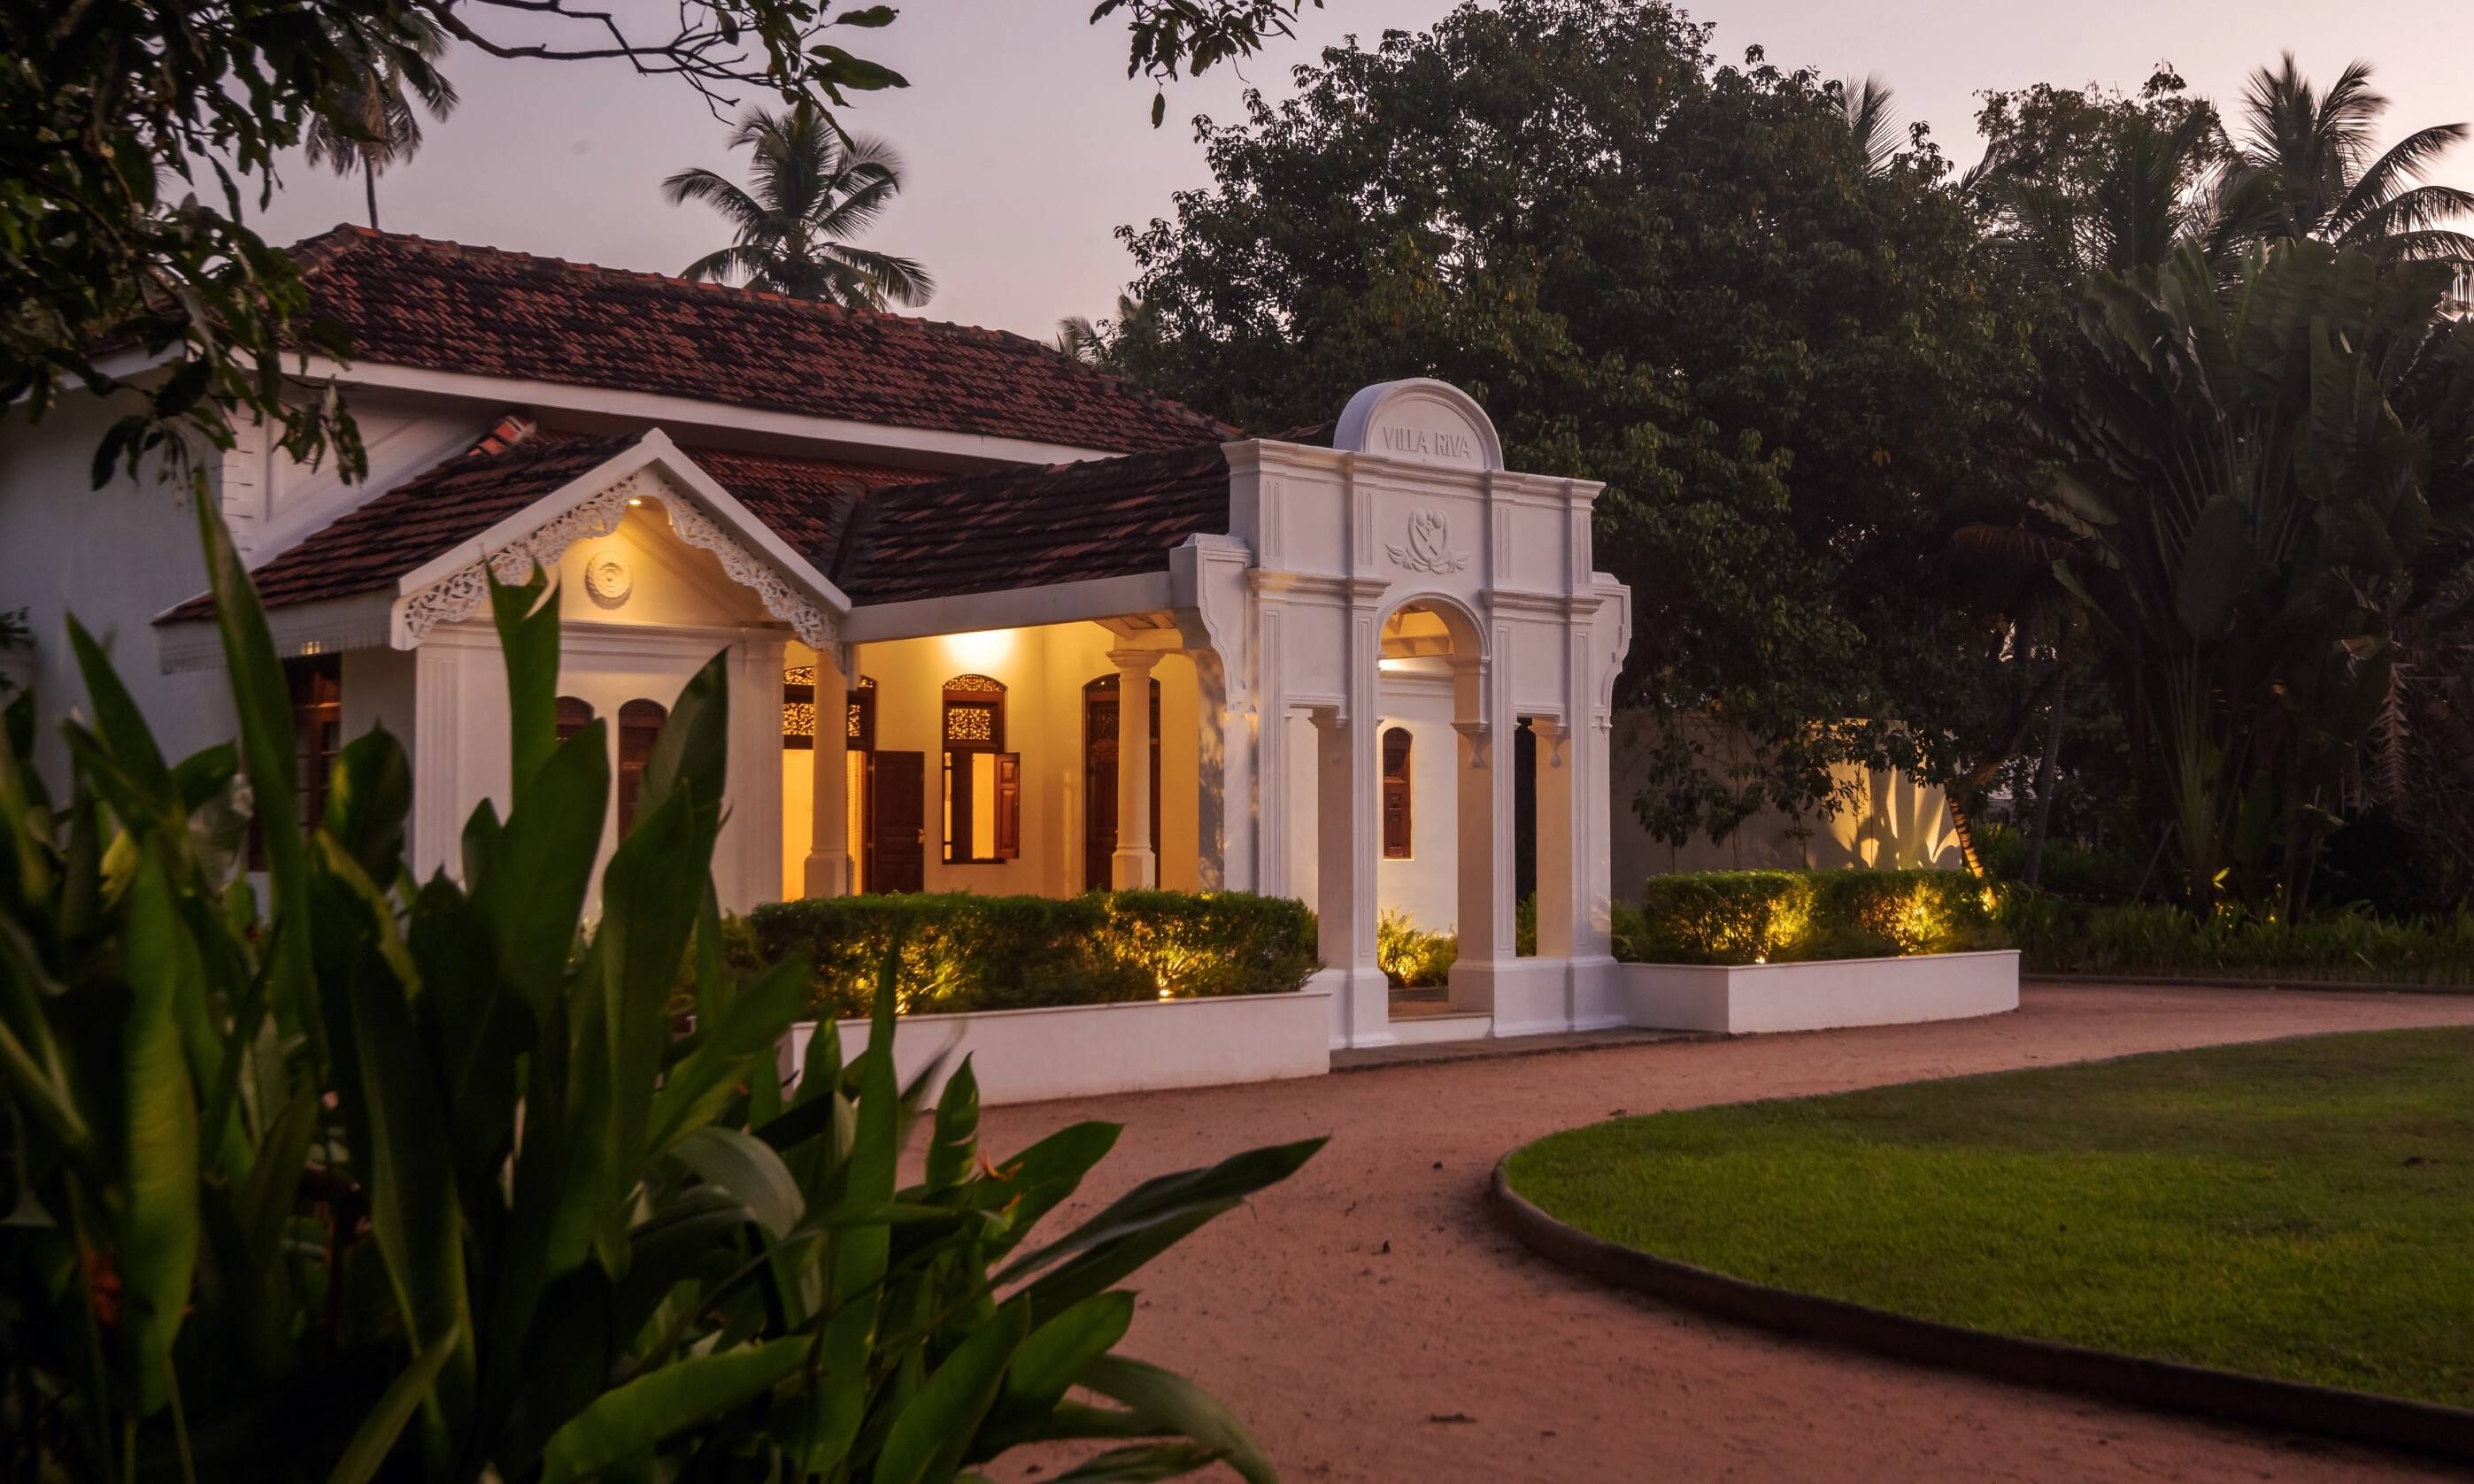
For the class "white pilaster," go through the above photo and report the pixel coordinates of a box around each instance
[802,644,852,896]
[1108,648,1161,889]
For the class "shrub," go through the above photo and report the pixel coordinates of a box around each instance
[749,889,1317,1019]
[1625,868,2003,964]
[2001,896,2474,985]
[1376,909,1458,987]
[0,503,1318,1483]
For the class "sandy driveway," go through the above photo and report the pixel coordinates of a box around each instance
[977,985,2474,1483]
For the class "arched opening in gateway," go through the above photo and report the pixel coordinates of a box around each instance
[1371,599,1524,1014]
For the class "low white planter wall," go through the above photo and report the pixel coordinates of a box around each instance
[1618,950,2019,1034]
[781,988,1332,1107]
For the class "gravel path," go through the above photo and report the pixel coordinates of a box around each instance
[977,985,2474,1483]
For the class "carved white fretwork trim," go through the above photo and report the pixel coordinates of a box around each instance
[397,470,836,650]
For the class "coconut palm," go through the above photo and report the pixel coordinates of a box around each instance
[2227,55,2474,264]
[301,12,459,229]
[1841,75,1902,177]
[663,104,934,309]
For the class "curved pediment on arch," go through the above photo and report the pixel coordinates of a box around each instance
[1332,379,1503,473]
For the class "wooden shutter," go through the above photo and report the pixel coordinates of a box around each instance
[995,753,1021,860]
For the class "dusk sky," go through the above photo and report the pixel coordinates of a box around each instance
[250,0,2474,342]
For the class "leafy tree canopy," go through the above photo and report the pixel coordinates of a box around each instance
[2,0,1319,489]
[1105,0,2041,844]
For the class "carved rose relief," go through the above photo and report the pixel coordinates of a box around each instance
[1386,509,1470,574]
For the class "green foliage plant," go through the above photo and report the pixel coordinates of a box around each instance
[2000,896,2474,986]
[2039,239,2473,912]
[5,0,1318,496]
[0,502,1321,1481]
[1624,869,2001,964]
[749,890,1318,1020]
[1106,0,2044,850]
[1375,910,1457,989]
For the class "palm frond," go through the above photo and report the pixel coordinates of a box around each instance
[2331,123,2472,236]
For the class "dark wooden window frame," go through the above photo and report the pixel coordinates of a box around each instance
[1381,725,1414,860]
[616,698,667,839]
[942,675,1018,864]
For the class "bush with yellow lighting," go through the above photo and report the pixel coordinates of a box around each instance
[748,890,1319,1020]
[1622,869,2003,965]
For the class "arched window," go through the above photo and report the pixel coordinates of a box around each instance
[1382,726,1414,859]
[942,675,1018,863]
[555,696,596,743]
[617,699,667,838]
[781,665,815,750]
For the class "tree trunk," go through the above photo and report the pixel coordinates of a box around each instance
[365,158,380,230]
[2023,656,2069,890]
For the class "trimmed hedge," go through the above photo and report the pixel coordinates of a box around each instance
[747,889,1319,1020]
[2001,896,2474,985]
[1621,868,2003,965]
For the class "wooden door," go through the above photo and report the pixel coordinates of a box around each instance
[869,750,926,894]
[1084,695,1120,890]
[1083,678,1162,891]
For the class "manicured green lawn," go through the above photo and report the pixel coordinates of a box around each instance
[1504,1028,2474,1408]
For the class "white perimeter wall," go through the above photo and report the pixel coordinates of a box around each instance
[1607,710,1966,898]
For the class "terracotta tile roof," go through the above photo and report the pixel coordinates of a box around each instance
[288,227,1235,453]
[159,427,1241,626]
[832,442,1233,607]
[679,444,924,571]
[159,430,643,622]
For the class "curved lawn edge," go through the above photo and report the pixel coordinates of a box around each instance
[1490,1159,2474,1465]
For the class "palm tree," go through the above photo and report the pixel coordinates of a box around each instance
[663,104,933,309]
[1054,293,1145,365]
[2227,55,2474,264]
[1840,75,1902,177]
[302,12,459,229]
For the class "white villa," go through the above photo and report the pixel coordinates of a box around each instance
[0,227,1673,1050]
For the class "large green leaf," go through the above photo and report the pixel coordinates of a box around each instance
[996,1139,1325,1318]
[2174,495,2257,640]
[489,563,562,808]
[667,1126,805,1240]
[1078,1356,1276,1484]
[321,727,412,885]
[324,888,476,1450]
[975,1290,1137,1457]
[536,1335,815,1484]
[474,720,608,1019]
[873,1301,1032,1484]
[924,1056,981,1193]
[635,649,733,827]
[191,488,318,1050]
[119,846,202,1413]
[1048,1442,1225,1482]
[325,1319,464,1484]
[647,955,814,1155]
[65,615,171,804]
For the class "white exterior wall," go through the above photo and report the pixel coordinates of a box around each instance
[405,504,791,911]
[812,621,1206,897]
[0,395,237,785]
[1607,711,1967,897]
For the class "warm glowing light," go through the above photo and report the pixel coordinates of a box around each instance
[626,496,645,507]
[946,627,1017,673]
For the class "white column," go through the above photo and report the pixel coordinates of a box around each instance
[1445,635,1516,1015]
[1108,648,1161,889]
[802,644,851,897]
[1530,717,1577,959]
